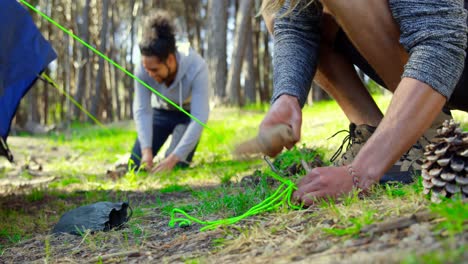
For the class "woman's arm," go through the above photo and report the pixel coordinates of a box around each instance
[271,0,323,107]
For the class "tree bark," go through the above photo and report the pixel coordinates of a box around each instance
[90,0,109,121]
[111,4,121,121]
[226,0,253,106]
[260,24,272,102]
[243,15,256,104]
[126,0,137,119]
[73,0,90,120]
[253,4,262,103]
[207,0,228,105]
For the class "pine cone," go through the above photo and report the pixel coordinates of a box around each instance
[421,119,468,203]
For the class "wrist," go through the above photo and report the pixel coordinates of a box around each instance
[142,147,152,156]
[276,94,300,105]
[347,161,381,191]
[167,153,180,164]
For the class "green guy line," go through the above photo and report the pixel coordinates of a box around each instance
[41,73,106,130]
[20,0,215,136]
[40,72,142,162]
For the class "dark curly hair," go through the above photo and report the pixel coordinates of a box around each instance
[139,11,176,60]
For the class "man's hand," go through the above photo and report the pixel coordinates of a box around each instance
[141,147,154,170]
[259,94,302,157]
[292,166,354,206]
[152,153,180,173]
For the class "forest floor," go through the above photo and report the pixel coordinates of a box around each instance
[0,96,467,263]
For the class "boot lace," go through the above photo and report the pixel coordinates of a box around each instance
[329,123,357,163]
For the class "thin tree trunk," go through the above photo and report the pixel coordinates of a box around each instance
[226,0,253,106]
[111,4,121,121]
[63,2,74,127]
[127,0,137,119]
[190,1,203,56]
[253,5,262,103]
[90,0,109,121]
[183,0,196,50]
[260,25,271,102]
[207,0,228,105]
[195,1,205,56]
[243,16,256,104]
[73,0,90,120]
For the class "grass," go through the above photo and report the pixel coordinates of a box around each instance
[0,94,467,262]
[402,244,467,264]
[430,197,468,238]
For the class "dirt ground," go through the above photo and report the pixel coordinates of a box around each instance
[0,136,467,263]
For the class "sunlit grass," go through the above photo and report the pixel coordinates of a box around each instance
[1,93,468,260]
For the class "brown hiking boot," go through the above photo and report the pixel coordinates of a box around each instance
[388,110,453,174]
[330,123,376,166]
[331,110,452,175]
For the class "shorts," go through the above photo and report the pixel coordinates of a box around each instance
[334,15,468,112]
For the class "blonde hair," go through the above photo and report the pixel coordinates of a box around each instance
[260,0,317,18]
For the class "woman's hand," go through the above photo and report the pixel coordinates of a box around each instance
[259,94,302,157]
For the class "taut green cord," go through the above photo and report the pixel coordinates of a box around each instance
[40,73,141,162]
[20,0,219,140]
[169,169,303,231]
[41,73,105,129]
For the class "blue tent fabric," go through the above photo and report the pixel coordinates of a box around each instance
[0,0,57,161]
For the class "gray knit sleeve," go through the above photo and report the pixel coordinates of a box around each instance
[389,0,468,98]
[133,64,153,149]
[172,63,210,161]
[271,1,322,107]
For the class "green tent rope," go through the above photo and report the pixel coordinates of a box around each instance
[40,73,142,162]
[40,73,106,129]
[24,0,305,229]
[20,0,222,142]
[169,170,303,231]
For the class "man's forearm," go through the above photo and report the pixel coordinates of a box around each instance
[351,78,447,186]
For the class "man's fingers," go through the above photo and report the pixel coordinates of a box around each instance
[297,169,320,186]
[301,191,322,206]
[292,188,303,201]
[291,123,301,144]
[292,171,322,205]
[285,141,296,150]
[297,178,322,195]
[292,189,322,207]
[142,162,152,171]
[266,149,282,158]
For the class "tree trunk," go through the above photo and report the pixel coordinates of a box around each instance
[73,0,90,120]
[111,4,122,121]
[243,16,256,104]
[127,0,137,119]
[195,1,206,56]
[90,0,109,121]
[226,0,253,106]
[63,2,74,127]
[207,0,228,105]
[183,0,196,51]
[260,25,271,102]
[253,4,262,103]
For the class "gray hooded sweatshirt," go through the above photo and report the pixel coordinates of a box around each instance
[133,43,209,161]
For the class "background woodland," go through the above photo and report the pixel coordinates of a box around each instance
[17,0,337,129]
